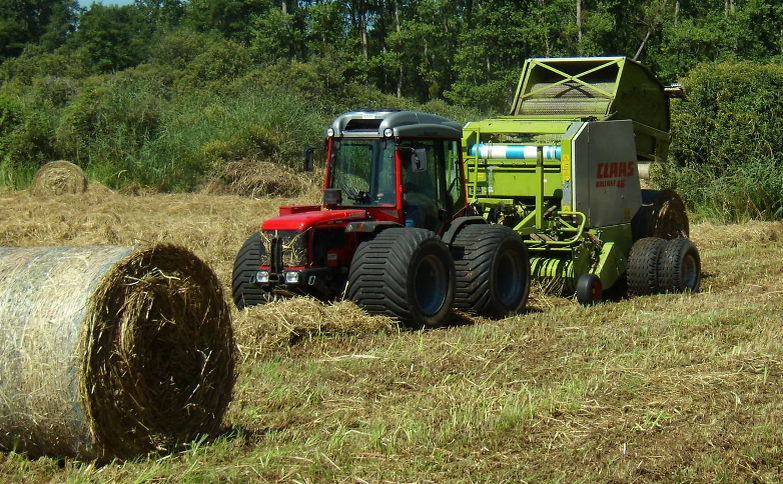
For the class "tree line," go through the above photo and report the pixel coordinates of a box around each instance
[2,0,782,107]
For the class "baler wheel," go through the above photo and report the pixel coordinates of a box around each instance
[347,228,455,327]
[451,224,530,318]
[658,238,701,293]
[232,231,272,309]
[627,237,667,296]
[576,273,602,306]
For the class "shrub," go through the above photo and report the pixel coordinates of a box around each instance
[660,60,783,221]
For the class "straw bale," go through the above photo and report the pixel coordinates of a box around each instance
[234,298,397,358]
[211,159,318,198]
[0,244,235,461]
[31,161,88,196]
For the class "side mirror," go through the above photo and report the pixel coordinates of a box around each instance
[323,188,342,207]
[304,147,316,172]
[399,147,428,172]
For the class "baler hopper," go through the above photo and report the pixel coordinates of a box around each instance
[463,57,698,304]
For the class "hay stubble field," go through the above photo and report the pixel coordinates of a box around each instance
[2,186,783,482]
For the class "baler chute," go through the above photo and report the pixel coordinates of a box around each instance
[463,57,698,303]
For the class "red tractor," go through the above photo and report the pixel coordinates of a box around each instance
[232,110,531,326]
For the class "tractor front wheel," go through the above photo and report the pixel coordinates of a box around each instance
[451,224,530,318]
[347,228,455,327]
[232,232,272,309]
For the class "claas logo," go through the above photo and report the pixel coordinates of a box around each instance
[596,161,636,179]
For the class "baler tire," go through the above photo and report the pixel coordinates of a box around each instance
[451,224,530,318]
[347,227,455,327]
[658,238,701,293]
[576,273,602,306]
[232,232,271,309]
[627,237,667,296]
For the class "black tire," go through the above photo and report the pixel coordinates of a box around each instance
[347,228,455,327]
[451,224,530,318]
[627,237,667,296]
[658,238,701,293]
[576,273,602,306]
[232,232,270,309]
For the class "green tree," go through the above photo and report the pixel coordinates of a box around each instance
[67,4,153,73]
[184,0,272,41]
[0,0,78,59]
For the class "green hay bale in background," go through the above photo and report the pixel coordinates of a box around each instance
[0,244,235,461]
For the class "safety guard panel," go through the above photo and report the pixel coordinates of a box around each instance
[571,120,641,227]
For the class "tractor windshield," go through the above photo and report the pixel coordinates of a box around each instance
[330,139,396,207]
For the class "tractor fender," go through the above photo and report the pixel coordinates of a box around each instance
[440,216,487,246]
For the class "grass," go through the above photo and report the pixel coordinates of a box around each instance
[2,188,783,481]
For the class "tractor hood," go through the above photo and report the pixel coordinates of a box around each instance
[261,208,369,231]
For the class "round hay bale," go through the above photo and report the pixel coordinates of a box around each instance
[0,244,235,461]
[31,160,88,196]
[214,160,315,198]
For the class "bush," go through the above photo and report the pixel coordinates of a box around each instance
[0,93,59,188]
[660,60,783,221]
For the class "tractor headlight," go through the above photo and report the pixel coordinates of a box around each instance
[284,271,301,284]
[256,270,270,284]
[383,128,394,138]
[326,128,335,137]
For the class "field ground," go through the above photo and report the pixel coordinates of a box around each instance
[2,188,783,482]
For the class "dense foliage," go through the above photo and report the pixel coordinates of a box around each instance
[0,0,781,216]
[659,61,783,221]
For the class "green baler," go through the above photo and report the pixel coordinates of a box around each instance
[463,57,699,304]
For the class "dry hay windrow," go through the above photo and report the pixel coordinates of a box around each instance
[211,159,320,199]
[31,160,88,196]
[0,244,235,461]
[234,298,398,359]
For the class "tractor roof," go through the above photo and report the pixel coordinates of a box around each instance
[329,110,461,139]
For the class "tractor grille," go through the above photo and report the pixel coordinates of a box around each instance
[260,230,309,267]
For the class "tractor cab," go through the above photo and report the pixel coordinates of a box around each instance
[324,110,467,233]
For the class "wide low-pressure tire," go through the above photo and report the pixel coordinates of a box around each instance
[658,238,701,293]
[450,224,530,318]
[232,232,271,309]
[627,237,667,296]
[347,228,455,327]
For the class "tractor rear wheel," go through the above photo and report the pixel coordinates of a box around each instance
[627,237,667,296]
[347,228,455,327]
[451,224,530,318]
[658,238,701,293]
[232,232,271,309]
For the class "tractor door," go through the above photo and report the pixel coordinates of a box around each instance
[399,139,464,233]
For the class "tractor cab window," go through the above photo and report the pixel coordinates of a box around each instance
[331,139,396,207]
[399,140,450,232]
[444,140,466,212]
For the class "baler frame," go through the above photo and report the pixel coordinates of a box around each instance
[462,57,696,302]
